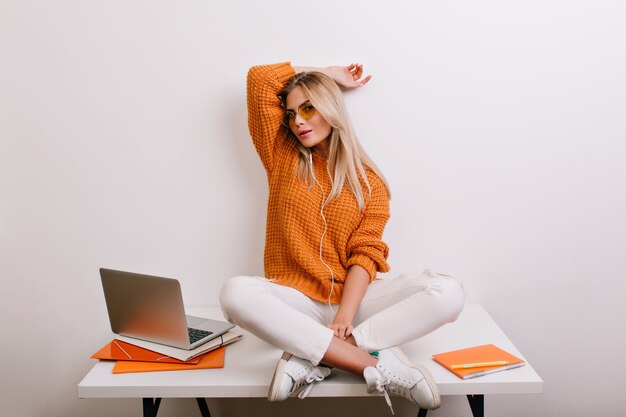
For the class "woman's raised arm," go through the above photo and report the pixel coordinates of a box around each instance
[246,63,296,174]
[293,63,372,89]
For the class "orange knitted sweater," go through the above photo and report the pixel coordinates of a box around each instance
[247,62,390,304]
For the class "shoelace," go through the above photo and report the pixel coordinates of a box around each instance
[296,367,328,399]
[374,378,395,415]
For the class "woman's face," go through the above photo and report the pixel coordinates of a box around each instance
[285,86,332,155]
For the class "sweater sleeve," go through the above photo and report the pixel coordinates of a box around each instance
[246,62,296,174]
[345,173,391,280]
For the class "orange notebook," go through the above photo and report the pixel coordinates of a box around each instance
[432,344,525,379]
[91,340,201,364]
[112,346,225,374]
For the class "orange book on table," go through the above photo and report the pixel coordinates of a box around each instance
[112,347,225,374]
[91,339,201,364]
[432,344,526,380]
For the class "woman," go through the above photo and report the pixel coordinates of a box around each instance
[219,62,465,412]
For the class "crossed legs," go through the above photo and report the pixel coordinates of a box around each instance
[219,270,465,374]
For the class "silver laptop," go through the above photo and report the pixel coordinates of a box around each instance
[100,268,234,350]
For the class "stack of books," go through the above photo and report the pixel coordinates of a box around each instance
[91,330,243,374]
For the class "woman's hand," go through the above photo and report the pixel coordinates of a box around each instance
[327,321,354,340]
[325,63,372,89]
[327,265,369,340]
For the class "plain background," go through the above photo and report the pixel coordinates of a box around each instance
[1,1,625,416]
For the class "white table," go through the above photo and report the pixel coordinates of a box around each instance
[78,304,543,417]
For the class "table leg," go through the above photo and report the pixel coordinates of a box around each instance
[467,395,484,417]
[196,398,212,417]
[142,398,161,417]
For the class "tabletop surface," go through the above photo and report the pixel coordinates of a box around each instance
[78,304,543,398]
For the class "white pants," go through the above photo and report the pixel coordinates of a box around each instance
[219,270,465,366]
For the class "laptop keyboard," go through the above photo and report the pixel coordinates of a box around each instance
[188,327,213,344]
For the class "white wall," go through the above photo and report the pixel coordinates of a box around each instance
[1,1,625,416]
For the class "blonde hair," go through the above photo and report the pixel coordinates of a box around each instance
[279,71,390,210]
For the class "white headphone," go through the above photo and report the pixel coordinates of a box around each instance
[307,149,336,314]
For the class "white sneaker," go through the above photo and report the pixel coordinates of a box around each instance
[267,352,332,402]
[363,347,441,413]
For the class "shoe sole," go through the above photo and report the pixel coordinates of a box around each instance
[267,352,292,402]
[390,347,441,410]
